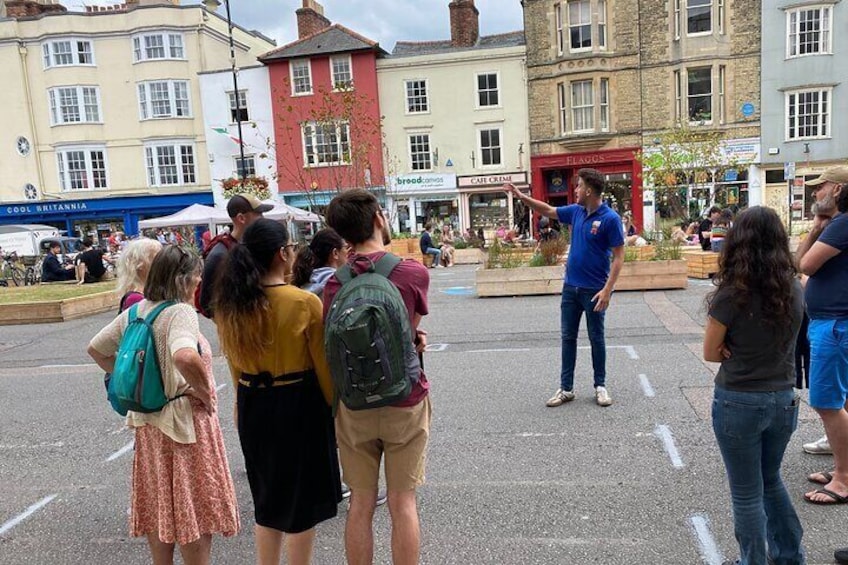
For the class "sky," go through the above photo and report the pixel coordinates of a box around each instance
[66,1,525,51]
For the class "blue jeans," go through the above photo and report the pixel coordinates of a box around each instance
[424,247,441,267]
[712,387,805,565]
[560,284,606,390]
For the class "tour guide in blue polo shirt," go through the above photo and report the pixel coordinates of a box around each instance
[505,168,625,407]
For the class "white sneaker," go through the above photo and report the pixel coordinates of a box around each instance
[595,386,613,407]
[546,388,575,407]
[803,435,832,455]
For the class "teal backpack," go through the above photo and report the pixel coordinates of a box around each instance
[325,254,421,410]
[107,301,178,416]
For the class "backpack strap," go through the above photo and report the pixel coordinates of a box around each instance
[143,300,177,324]
[335,263,354,285]
[372,253,402,279]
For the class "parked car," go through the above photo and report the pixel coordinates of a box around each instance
[0,224,61,257]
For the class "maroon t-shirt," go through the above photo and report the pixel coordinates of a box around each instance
[322,251,430,407]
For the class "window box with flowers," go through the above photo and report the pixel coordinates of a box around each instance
[221,176,271,201]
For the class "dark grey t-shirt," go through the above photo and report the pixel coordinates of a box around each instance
[709,279,803,392]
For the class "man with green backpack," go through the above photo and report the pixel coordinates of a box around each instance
[323,189,431,565]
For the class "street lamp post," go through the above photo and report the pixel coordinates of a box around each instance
[203,0,246,189]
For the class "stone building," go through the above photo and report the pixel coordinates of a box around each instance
[522,0,762,229]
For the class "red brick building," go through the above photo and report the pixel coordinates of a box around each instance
[258,0,387,210]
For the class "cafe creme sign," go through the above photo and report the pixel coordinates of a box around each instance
[458,172,528,188]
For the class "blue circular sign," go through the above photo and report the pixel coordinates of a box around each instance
[741,103,755,117]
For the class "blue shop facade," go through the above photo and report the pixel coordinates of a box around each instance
[0,192,213,238]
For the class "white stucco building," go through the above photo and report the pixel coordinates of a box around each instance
[377,0,531,236]
[198,64,278,207]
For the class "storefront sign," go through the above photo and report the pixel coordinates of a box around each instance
[722,139,760,164]
[389,173,457,193]
[457,172,528,188]
[4,202,89,216]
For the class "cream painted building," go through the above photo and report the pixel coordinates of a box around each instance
[377,0,531,236]
[0,0,274,237]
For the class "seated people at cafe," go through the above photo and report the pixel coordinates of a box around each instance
[75,238,112,284]
[42,242,75,282]
[419,223,442,268]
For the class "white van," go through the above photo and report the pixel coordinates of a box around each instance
[0,224,62,257]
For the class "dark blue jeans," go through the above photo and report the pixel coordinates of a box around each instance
[712,387,805,565]
[560,284,606,391]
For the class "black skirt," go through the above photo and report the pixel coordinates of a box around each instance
[237,372,342,533]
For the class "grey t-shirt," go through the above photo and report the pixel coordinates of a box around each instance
[708,279,803,392]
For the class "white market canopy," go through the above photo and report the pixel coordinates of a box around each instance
[137,201,322,231]
[138,204,227,230]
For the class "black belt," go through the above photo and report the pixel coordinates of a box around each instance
[238,369,314,389]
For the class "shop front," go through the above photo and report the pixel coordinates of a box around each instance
[0,192,214,239]
[457,172,531,239]
[387,174,458,234]
[530,147,643,231]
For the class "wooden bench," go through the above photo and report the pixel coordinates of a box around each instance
[682,250,719,279]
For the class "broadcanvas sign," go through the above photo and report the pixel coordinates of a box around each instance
[389,174,457,193]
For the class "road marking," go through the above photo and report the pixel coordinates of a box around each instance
[638,374,655,398]
[623,345,639,360]
[654,424,685,468]
[105,440,134,462]
[38,363,97,369]
[0,442,64,450]
[466,348,531,353]
[215,383,227,392]
[0,494,57,536]
[689,514,723,565]
[425,343,449,352]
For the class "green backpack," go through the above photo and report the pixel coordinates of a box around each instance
[325,254,421,410]
[107,301,177,416]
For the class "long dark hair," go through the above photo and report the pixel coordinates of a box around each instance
[214,218,289,368]
[292,228,344,288]
[707,206,796,331]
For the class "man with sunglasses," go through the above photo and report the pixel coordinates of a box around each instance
[197,194,272,318]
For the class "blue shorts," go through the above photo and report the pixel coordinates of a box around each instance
[808,318,848,410]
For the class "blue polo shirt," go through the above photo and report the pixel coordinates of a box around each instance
[805,213,848,320]
[557,203,625,289]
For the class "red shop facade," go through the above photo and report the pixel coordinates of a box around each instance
[530,147,643,230]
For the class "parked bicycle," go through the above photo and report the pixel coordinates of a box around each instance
[0,251,30,287]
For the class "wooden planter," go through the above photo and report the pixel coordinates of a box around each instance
[452,248,486,265]
[616,260,688,290]
[682,250,719,279]
[625,245,656,261]
[475,259,688,297]
[0,291,118,325]
[476,266,563,297]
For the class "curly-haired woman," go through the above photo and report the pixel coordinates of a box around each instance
[703,206,805,565]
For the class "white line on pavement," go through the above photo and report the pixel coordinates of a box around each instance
[465,348,531,353]
[38,363,97,369]
[623,345,639,360]
[654,424,685,468]
[216,383,227,392]
[689,514,723,565]
[425,343,449,352]
[638,374,655,398]
[0,494,57,537]
[105,440,134,462]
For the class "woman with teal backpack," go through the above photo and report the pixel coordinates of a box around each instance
[88,246,239,565]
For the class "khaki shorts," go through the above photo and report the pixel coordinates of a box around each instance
[335,395,432,492]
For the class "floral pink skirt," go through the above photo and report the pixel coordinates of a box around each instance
[130,398,239,545]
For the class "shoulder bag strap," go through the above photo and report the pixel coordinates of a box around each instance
[372,253,402,279]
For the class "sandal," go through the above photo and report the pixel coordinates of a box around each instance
[808,471,834,485]
[804,487,848,505]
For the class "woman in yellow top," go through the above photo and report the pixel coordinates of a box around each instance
[214,218,341,565]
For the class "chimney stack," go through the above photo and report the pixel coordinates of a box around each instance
[449,0,479,48]
[296,0,331,39]
[4,0,66,18]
